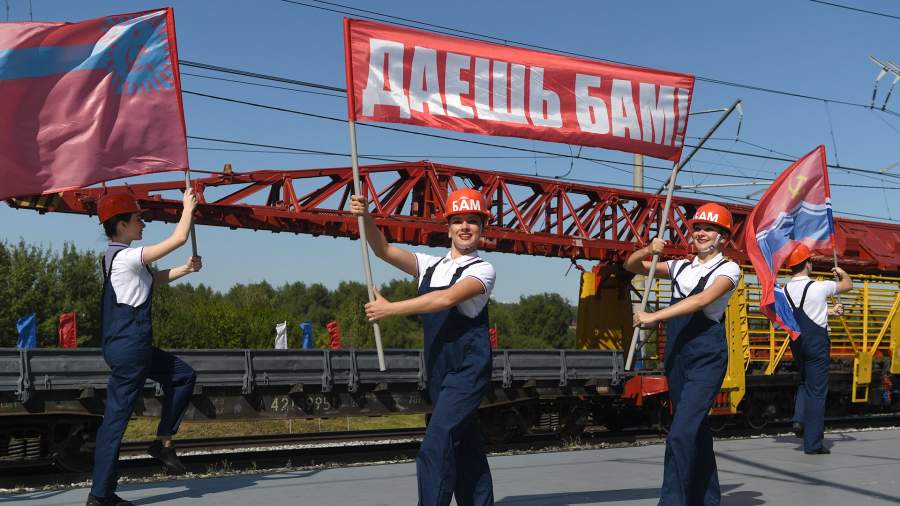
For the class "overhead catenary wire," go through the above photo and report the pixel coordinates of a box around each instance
[175,60,900,183]
[187,135,404,164]
[181,93,900,218]
[697,138,889,184]
[186,135,758,204]
[181,55,899,118]
[870,110,900,139]
[180,60,345,93]
[187,134,671,190]
[188,146,560,160]
[175,61,900,184]
[808,0,900,21]
[181,90,676,172]
[182,89,900,185]
[182,71,345,98]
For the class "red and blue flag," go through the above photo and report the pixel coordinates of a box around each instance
[0,8,187,200]
[744,145,834,338]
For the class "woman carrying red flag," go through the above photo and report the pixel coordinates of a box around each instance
[88,190,201,506]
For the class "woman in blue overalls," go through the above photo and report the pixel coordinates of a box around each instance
[350,188,495,506]
[625,203,741,506]
[782,243,852,454]
[88,190,201,506]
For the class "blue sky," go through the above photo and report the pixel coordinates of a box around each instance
[2,0,899,304]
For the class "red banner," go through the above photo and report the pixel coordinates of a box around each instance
[344,19,694,161]
[0,9,188,200]
[58,312,77,348]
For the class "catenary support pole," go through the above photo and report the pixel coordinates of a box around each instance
[348,120,387,371]
[626,99,742,371]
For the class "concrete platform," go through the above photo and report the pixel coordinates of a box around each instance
[6,428,900,505]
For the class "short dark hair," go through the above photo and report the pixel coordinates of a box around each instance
[102,213,134,239]
[789,260,809,275]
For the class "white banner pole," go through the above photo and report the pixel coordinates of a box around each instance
[348,120,387,371]
[626,99,742,370]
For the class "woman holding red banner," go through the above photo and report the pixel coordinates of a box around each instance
[625,203,741,506]
[350,188,495,506]
[88,190,201,506]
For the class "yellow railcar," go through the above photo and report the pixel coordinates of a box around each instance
[578,266,900,426]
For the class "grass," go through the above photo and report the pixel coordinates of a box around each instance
[123,414,426,442]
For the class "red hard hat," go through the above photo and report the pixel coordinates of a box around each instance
[445,188,490,220]
[97,193,142,223]
[786,243,813,267]
[690,203,732,233]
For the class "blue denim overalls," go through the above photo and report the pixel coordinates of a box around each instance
[415,258,494,506]
[659,259,729,506]
[786,280,829,452]
[90,245,196,498]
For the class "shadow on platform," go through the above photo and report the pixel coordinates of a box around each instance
[129,469,324,505]
[495,483,763,505]
[718,450,900,504]
[0,489,69,503]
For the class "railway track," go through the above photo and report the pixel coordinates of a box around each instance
[118,427,428,456]
[3,414,899,491]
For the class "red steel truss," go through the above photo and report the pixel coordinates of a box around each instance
[7,161,900,274]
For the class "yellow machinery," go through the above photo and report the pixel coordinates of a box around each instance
[577,266,900,412]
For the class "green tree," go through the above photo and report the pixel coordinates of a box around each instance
[0,241,104,347]
[0,238,583,352]
[378,278,422,348]
[511,293,575,349]
[55,243,102,346]
[333,281,370,349]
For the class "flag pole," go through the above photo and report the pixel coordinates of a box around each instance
[184,169,198,257]
[830,249,845,310]
[823,152,847,322]
[344,18,386,371]
[348,120,387,371]
[830,213,846,316]
[626,99,742,371]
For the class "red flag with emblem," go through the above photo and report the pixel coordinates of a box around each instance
[0,8,188,200]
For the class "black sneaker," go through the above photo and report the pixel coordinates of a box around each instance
[86,494,134,506]
[804,447,831,455]
[792,422,804,438]
[148,439,188,474]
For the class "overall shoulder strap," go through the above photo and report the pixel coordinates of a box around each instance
[798,280,815,309]
[450,258,484,285]
[103,246,127,278]
[694,258,728,292]
[784,283,798,310]
[421,258,441,284]
[671,260,691,297]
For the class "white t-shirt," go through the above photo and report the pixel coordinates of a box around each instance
[666,253,741,322]
[414,252,495,318]
[784,276,837,329]
[105,243,153,307]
